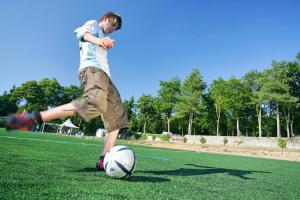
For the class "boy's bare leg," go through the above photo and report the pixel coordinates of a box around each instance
[40,103,119,156]
[40,103,76,121]
[100,129,120,156]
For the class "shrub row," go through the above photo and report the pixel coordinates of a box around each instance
[182,136,287,149]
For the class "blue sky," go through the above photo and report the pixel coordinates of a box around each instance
[0,0,299,101]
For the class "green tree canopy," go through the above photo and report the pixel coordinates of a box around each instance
[210,78,227,135]
[176,69,206,135]
[137,94,157,133]
[11,80,44,111]
[0,92,18,116]
[223,77,251,136]
[157,77,181,132]
[39,78,63,108]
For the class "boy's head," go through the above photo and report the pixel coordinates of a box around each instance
[99,12,122,34]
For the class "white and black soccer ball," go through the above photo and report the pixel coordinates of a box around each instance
[103,145,136,179]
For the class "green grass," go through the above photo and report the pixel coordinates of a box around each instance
[0,129,300,199]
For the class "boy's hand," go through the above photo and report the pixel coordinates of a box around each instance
[97,37,115,50]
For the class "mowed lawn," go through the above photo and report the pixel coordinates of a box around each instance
[0,129,300,200]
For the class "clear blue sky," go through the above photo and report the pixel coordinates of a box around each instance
[0,0,299,100]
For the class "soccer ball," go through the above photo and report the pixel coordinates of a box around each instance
[103,145,137,179]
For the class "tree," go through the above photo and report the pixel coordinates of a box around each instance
[60,85,83,105]
[38,78,63,108]
[0,91,18,115]
[243,70,264,137]
[201,93,216,135]
[223,77,251,136]
[124,96,135,121]
[176,69,206,135]
[210,78,227,136]
[157,77,181,133]
[124,96,139,131]
[11,80,45,112]
[258,62,296,137]
[80,117,104,136]
[284,59,300,137]
[136,94,156,133]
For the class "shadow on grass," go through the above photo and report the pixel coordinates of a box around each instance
[126,175,170,183]
[139,164,270,179]
[74,167,98,173]
[73,167,170,183]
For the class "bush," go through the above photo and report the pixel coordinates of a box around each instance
[278,138,287,149]
[183,136,187,143]
[122,130,140,140]
[237,140,243,145]
[161,134,171,141]
[133,132,142,139]
[235,138,244,146]
[223,137,228,145]
[152,135,156,141]
[199,137,206,144]
[141,133,148,140]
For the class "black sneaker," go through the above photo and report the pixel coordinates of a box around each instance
[4,111,42,130]
[95,155,105,171]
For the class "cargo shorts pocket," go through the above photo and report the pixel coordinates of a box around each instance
[78,69,87,86]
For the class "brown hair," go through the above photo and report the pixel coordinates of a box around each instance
[100,12,122,30]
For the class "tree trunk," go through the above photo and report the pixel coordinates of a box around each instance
[258,105,262,138]
[78,119,82,128]
[167,117,170,133]
[143,121,147,133]
[290,107,295,137]
[290,121,294,137]
[217,118,220,136]
[181,122,183,136]
[283,104,291,138]
[286,111,290,138]
[188,113,193,135]
[41,122,46,133]
[276,103,281,138]
[216,106,220,136]
[286,122,290,138]
[236,117,240,136]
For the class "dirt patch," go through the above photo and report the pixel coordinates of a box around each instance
[126,140,300,162]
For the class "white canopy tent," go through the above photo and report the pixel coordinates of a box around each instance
[60,119,78,128]
[59,119,79,135]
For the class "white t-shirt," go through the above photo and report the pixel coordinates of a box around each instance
[74,20,110,77]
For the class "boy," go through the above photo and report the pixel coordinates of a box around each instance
[4,12,128,171]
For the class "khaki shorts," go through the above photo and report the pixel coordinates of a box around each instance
[72,67,128,132]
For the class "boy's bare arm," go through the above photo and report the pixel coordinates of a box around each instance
[83,32,115,50]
